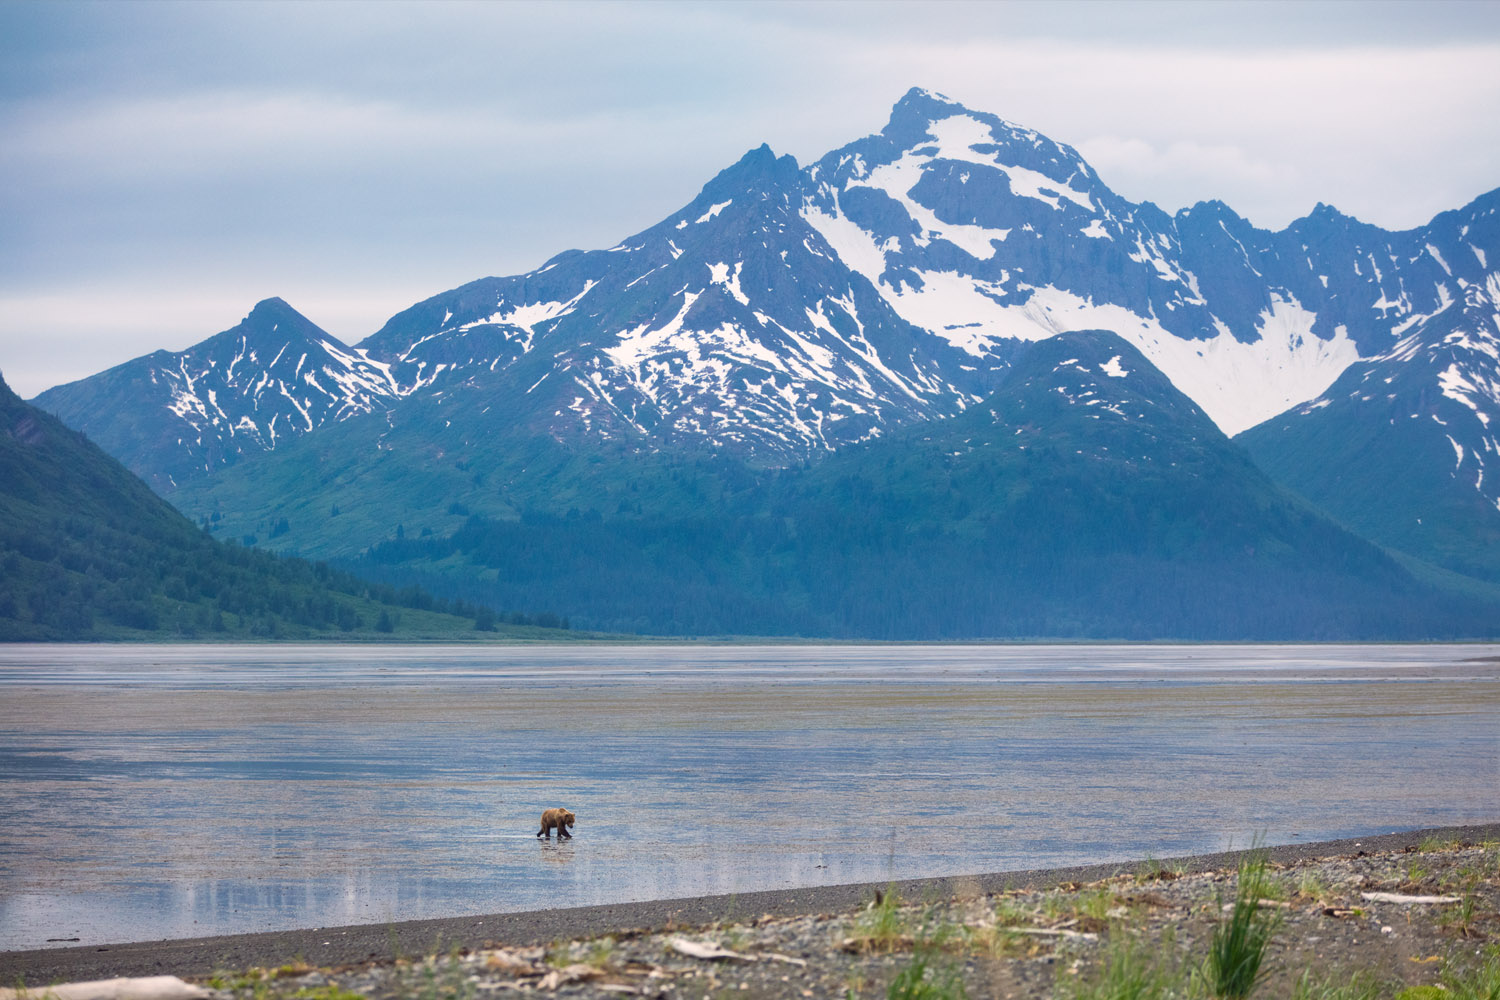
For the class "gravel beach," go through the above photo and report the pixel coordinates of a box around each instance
[5,823,1499,998]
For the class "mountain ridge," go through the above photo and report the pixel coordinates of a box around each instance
[35,89,1499,472]
[33,297,402,491]
[25,87,1500,628]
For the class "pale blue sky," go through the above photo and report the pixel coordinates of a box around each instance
[3,0,1498,398]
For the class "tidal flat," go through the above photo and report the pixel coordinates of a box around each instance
[1,644,1496,951]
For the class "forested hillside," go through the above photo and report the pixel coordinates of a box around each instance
[344,334,1499,639]
[0,374,565,640]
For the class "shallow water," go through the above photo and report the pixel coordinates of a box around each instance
[1,643,1497,950]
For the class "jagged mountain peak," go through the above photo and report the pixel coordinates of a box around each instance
[885,86,965,126]
[33,298,399,490]
[245,295,310,323]
[1281,200,1391,242]
[660,142,801,225]
[724,141,796,178]
[214,296,335,348]
[845,88,1096,197]
[1177,198,1239,217]
[250,294,296,313]
[883,87,1054,149]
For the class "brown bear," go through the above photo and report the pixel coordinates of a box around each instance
[537,807,575,839]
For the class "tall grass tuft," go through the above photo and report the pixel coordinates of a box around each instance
[1202,852,1281,999]
[886,951,967,1000]
[854,885,908,953]
[1061,930,1183,1000]
[1290,968,1384,1000]
[1441,946,1500,1000]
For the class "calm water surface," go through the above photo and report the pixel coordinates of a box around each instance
[1,643,1497,950]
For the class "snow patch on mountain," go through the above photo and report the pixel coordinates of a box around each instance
[1447,433,1465,467]
[924,115,1094,212]
[883,269,1031,352]
[456,280,599,349]
[604,292,703,371]
[696,200,732,224]
[850,152,1007,260]
[802,201,891,283]
[1439,360,1496,427]
[945,287,1355,436]
[807,175,1375,433]
[707,262,751,305]
[805,191,1363,434]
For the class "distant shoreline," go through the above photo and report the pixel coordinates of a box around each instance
[6,637,1500,647]
[5,822,1498,985]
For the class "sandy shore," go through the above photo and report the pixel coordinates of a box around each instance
[4,822,1497,988]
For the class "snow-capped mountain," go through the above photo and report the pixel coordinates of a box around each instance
[354,86,1498,457]
[30,88,1500,571]
[33,298,399,490]
[1239,190,1500,579]
[25,87,1500,636]
[356,140,1007,460]
[797,89,1493,437]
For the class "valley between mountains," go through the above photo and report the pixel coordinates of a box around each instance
[26,88,1500,639]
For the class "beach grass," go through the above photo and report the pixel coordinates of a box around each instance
[1201,851,1281,999]
[1291,968,1384,1000]
[1439,945,1500,1000]
[1063,932,1183,1000]
[851,886,909,954]
[884,950,967,1000]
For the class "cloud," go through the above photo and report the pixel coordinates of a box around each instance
[0,87,745,295]
[1075,136,1295,212]
[0,285,258,398]
[3,2,1500,398]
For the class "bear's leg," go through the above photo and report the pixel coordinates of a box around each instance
[537,825,547,838]
[560,827,571,839]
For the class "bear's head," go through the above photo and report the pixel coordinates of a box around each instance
[562,810,575,827]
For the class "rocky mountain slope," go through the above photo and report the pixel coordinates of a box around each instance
[33,298,399,491]
[1238,194,1500,581]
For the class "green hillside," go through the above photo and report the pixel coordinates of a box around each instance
[0,373,569,641]
[330,333,1498,639]
[1239,370,1500,586]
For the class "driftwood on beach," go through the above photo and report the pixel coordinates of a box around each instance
[0,978,208,1000]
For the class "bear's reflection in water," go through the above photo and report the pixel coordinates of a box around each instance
[539,840,574,864]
